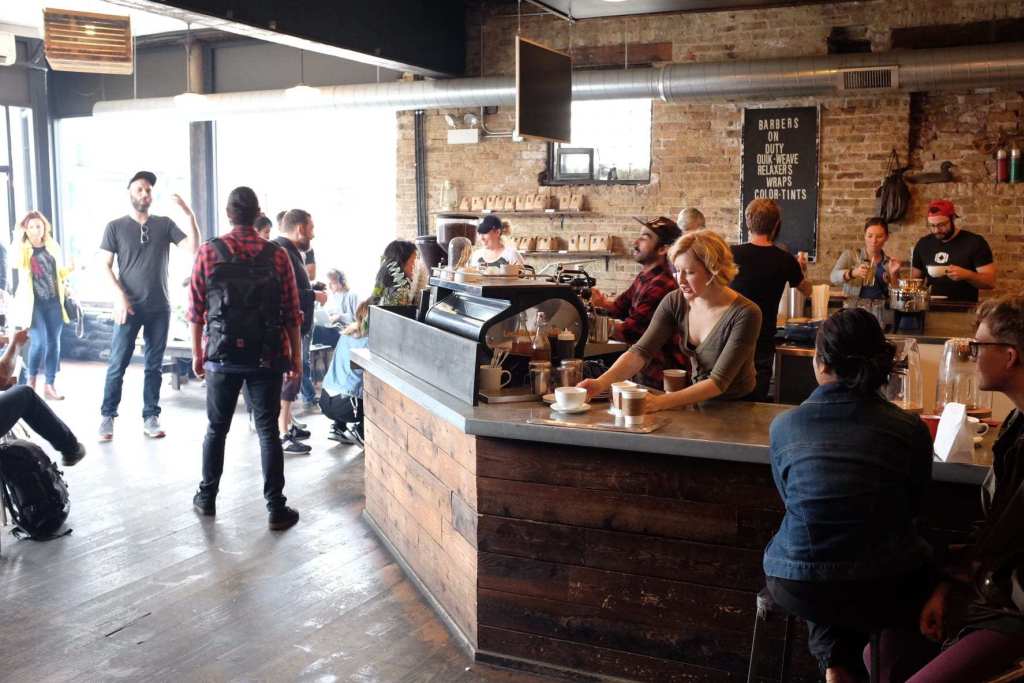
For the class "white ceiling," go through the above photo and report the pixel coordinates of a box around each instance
[0,0,192,39]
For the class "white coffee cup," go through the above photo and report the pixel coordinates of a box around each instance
[479,365,511,392]
[554,386,587,411]
[620,387,648,426]
[926,265,948,278]
[966,416,989,436]
[498,263,522,277]
[610,380,636,416]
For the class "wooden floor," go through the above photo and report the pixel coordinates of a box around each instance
[0,361,552,683]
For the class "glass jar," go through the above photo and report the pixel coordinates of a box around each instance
[935,337,993,417]
[884,336,922,413]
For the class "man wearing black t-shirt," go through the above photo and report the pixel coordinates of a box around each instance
[98,171,200,442]
[731,198,813,402]
[911,199,996,302]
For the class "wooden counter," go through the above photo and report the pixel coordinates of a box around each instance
[355,349,987,682]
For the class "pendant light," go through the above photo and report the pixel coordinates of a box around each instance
[286,49,321,102]
[174,23,206,110]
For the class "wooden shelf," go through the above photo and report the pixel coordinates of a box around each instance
[521,250,623,268]
[435,210,595,219]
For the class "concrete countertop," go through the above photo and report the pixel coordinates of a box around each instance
[352,348,991,486]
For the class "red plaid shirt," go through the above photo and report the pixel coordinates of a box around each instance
[188,226,302,367]
[606,257,688,387]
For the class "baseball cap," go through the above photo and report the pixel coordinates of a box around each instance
[633,215,682,247]
[477,214,503,234]
[927,199,957,219]
[128,170,157,188]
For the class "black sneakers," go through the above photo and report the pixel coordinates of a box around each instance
[268,505,300,530]
[286,424,311,440]
[61,442,87,467]
[193,489,216,516]
[282,434,311,454]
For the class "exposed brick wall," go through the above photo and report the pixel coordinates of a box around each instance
[397,1,1024,296]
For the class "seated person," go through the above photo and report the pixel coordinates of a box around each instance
[579,229,761,410]
[588,216,687,389]
[870,295,1024,683]
[312,269,359,348]
[320,300,370,446]
[0,330,85,466]
[831,216,903,300]
[469,215,523,268]
[764,309,934,682]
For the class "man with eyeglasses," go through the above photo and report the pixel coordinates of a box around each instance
[588,216,686,388]
[910,199,996,302]
[97,170,200,441]
[873,295,1024,680]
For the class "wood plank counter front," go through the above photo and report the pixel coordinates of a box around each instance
[355,349,987,682]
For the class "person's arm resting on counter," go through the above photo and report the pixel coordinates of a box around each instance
[647,302,761,412]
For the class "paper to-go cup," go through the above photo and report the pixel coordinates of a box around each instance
[620,387,648,426]
[610,380,636,416]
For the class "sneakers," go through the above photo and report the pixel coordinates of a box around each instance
[193,489,216,516]
[61,442,86,467]
[143,416,166,439]
[327,425,355,444]
[282,434,311,454]
[286,424,310,440]
[268,505,300,530]
[98,416,114,442]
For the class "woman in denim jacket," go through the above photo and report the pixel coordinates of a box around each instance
[830,217,903,300]
[763,308,934,682]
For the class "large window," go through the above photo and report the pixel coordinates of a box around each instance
[55,115,192,310]
[1,105,36,243]
[548,99,652,184]
[215,107,396,301]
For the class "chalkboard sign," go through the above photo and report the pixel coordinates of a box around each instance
[740,106,819,259]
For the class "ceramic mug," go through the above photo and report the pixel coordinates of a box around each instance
[967,416,990,436]
[554,386,587,411]
[478,365,511,392]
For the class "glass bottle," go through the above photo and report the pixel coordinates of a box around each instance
[531,312,551,362]
[512,312,533,356]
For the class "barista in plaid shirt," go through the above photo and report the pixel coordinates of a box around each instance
[187,186,304,531]
[589,216,688,388]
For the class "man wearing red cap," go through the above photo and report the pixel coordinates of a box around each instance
[911,200,996,302]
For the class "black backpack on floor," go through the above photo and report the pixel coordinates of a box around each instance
[0,440,72,540]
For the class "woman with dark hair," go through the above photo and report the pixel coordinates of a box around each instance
[372,240,417,306]
[763,308,935,683]
[831,217,904,300]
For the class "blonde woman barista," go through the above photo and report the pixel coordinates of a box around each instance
[12,211,75,400]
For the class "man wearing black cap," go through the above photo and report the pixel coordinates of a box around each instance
[589,216,686,388]
[97,170,200,442]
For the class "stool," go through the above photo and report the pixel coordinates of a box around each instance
[747,587,882,683]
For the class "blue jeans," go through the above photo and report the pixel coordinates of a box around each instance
[100,308,170,419]
[200,369,286,510]
[299,330,315,403]
[27,297,64,384]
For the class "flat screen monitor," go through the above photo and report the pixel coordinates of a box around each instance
[515,36,571,144]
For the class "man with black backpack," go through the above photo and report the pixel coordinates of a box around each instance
[187,187,303,531]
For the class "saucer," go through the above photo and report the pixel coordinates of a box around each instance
[974,435,984,445]
[542,393,556,403]
[551,403,591,414]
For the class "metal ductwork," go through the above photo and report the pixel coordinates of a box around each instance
[93,42,1024,118]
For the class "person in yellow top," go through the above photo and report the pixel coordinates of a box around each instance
[11,211,75,400]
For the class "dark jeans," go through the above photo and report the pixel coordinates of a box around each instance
[100,308,170,419]
[200,370,286,510]
[299,331,315,403]
[752,336,776,402]
[27,298,64,384]
[0,385,78,453]
[767,568,932,674]
[319,392,363,437]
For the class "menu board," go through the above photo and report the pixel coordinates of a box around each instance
[740,106,819,259]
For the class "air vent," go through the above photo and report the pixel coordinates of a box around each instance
[44,9,133,75]
[838,66,899,91]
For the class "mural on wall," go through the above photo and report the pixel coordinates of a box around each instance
[740,105,820,259]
